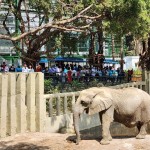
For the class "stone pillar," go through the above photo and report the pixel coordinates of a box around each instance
[16,73,26,133]
[35,72,45,132]
[7,73,16,136]
[26,73,36,132]
[0,74,8,137]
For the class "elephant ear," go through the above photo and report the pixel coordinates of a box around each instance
[88,92,113,115]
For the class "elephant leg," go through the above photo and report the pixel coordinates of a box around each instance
[99,112,112,142]
[136,122,147,139]
[100,112,112,145]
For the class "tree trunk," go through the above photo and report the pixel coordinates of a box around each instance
[97,27,103,69]
[111,34,115,60]
[97,27,103,54]
[147,35,150,70]
[134,38,143,56]
[21,47,41,69]
[139,34,150,71]
[120,37,124,70]
[89,32,95,65]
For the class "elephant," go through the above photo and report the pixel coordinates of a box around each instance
[73,87,150,145]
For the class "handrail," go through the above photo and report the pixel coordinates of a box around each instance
[44,81,146,117]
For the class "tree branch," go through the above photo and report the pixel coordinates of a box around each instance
[0,4,101,41]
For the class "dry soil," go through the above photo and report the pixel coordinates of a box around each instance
[0,132,150,150]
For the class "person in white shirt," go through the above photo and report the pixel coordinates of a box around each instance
[72,68,77,80]
[22,63,29,73]
[91,67,96,77]
[4,64,9,72]
[28,65,34,72]
[55,66,61,76]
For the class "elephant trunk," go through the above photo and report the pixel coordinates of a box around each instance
[73,106,82,145]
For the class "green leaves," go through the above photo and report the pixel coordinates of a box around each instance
[109,0,150,38]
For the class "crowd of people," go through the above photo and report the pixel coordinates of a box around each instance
[0,62,134,84]
[0,62,42,73]
[44,63,127,84]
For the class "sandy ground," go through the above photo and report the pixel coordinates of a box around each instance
[0,132,150,150]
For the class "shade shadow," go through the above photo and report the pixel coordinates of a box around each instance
[0,142,50,150]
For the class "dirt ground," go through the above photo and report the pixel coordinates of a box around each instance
[0,132,150,150]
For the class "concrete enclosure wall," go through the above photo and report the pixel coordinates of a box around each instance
[0,72,45,138]
[0,71,150,139]
[44,80,150,136]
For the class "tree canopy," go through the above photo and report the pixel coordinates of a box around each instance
[0,0,149,68]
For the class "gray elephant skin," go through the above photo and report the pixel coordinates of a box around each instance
[73,87,150,145]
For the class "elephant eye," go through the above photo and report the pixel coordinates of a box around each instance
[81,100,88,107]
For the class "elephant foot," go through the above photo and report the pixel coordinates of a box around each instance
[108,135,112,141]
[136,134,146,139]
[100,139,110,145]
[75,137,81,145]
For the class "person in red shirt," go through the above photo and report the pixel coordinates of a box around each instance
[36,64,42,72]
[67,67,72,83]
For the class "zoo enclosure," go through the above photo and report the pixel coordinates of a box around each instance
[0,71,150,138]
[44,81,147,118]
[0,72,45,138]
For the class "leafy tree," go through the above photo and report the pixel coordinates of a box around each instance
[104,0,150,70]
[0,0,104,66]
[0,0,150,70]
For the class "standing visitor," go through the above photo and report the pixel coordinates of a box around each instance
[22,63,29,72]
[1,62,6,72]
[28,65,34,72]
[16,65,22,72]
[9,64,15,72]
[60,69,67,92]
[72,68,77,81]
[128,69,133,82]
[4,64,9,72]
[67,67,72,83]
[36,64,42,72]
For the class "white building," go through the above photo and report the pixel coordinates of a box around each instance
[123,56,140,70]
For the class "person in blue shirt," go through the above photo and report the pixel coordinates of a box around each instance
[15,65,22,72]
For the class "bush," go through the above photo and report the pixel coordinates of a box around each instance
[44,79,61,94]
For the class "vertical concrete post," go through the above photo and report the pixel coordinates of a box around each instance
[147,71,150,94]
[16,73,26,133]
[72,93,76,112]
[0,74,8,137]
[35,72,45,132]
[142,70,147,92]
[63,95,67,114]
[49,97,53,117]
[56,96,61,116]
[26,73,36,132]
[7,73,16,136]
[141,84,143,90]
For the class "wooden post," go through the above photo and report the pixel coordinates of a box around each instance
[7,73,16,136]
[0,74,8,137]
[16,73,26,133]
[35,72,45,132]
[26,73,36,132]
